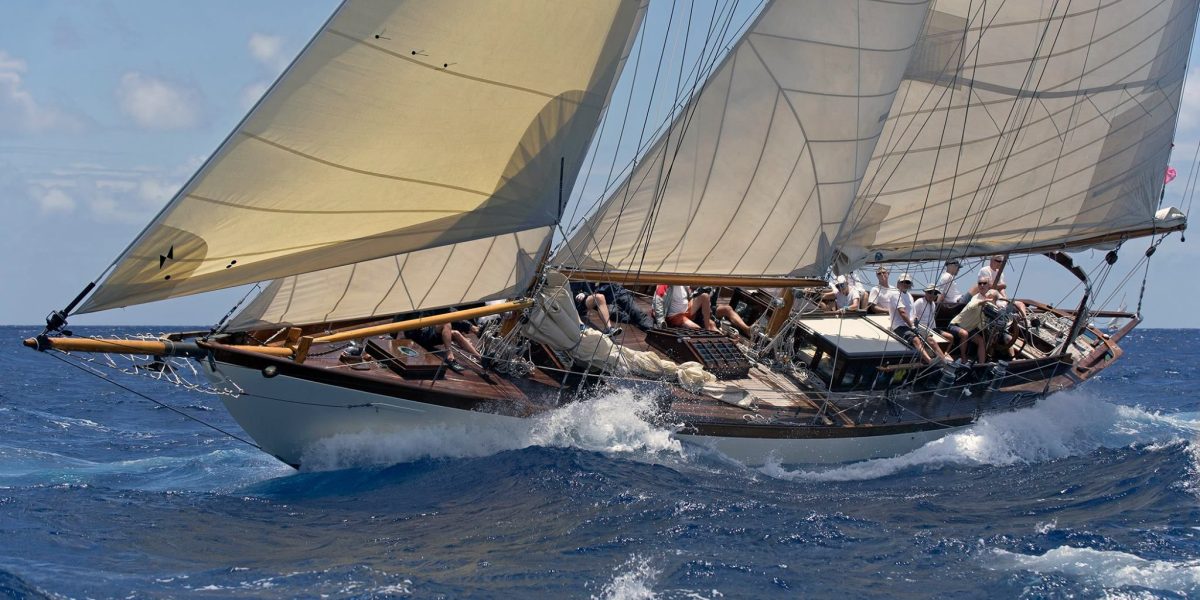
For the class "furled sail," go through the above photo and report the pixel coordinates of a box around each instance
[556,0,933,278]
[77,0,643,314]
[837,0,1197,266]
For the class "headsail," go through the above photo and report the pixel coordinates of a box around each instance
[556,0,933,278]
[837,0,1197,266]
[77,0,644,314]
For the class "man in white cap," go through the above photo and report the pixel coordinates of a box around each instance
[915,284,963,360]
[891,273,947,364]
[821,275,861,313]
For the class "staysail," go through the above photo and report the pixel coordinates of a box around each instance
[837,0,1197,266]
[556,0,933,278]
[77,0,644,314]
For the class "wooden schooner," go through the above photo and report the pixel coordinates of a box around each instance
[26,0,1194,467]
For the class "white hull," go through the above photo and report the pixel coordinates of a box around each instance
[208,360,966,468]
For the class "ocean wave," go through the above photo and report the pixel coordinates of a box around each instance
[15,407,111,433]
[298,389,684,471]
[990,546,1200,596]
[761,390,1200,482]
[0,569,52,599]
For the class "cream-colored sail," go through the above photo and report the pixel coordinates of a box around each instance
[78,0,643,314]
[226,227,548,331]
[556,0,932,278]
[837,0,1196,266]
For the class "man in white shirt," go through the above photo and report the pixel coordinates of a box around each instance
[936,259,967,304]
[867,265,899,315]
[890,274,947,364]
[914,285,962,360]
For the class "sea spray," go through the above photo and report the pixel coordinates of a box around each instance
[592,554,662,600]
[300,388,683,470]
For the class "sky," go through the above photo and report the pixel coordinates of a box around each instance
[2,1,1198,329]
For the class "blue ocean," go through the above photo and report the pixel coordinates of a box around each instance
[2,325,1198,598]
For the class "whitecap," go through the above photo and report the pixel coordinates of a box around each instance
[593,554,661,600]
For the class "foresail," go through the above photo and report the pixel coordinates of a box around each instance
[227,227,549,331]
[556,0,932,278]
[838,0,1197,266]
[78,0,643,314]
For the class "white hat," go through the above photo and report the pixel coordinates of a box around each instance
[834,275,848,286]
[897,273,913,284]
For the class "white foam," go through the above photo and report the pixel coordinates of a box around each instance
[300,389,684,471]
[991,546,1200,595]
[593,555,661,600]
[762,391,1200,481]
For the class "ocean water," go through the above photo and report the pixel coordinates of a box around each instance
[2,325,1199,599]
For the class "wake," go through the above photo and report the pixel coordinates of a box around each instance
[762,390,1200,482]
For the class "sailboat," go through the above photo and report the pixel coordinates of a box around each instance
[25,0,1194,467]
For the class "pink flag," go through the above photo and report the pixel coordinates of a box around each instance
[1165,166,1177,184]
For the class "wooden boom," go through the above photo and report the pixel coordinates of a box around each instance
[25,300,535,362]
[310,299,534,345]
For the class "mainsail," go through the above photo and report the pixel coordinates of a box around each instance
[559,0,1194,280]
[77,0,644,314]
[556,0,934,278]
[837,0,1197,265]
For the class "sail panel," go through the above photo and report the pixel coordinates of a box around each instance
[556,0,933,278]
[837,0,1197,265]
[78,0,642,314]
[226,226,550,331]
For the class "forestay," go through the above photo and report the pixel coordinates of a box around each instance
[78,0,643,314]
[837,0,1197,266]
[556,0,932,279]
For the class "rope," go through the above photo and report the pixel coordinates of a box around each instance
[45,350,262,450]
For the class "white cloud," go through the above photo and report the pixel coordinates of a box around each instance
[137,178,179,207]
[239,80,271,110]
[115,71,203,130]
[24,161,186,224]
[0,50,86,134]
[248,33,287,71]
[35,188,76,215]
